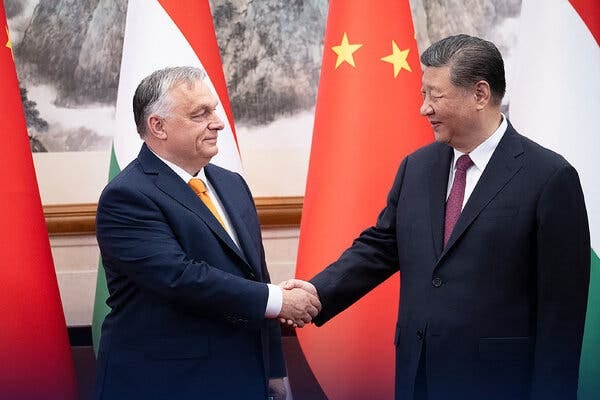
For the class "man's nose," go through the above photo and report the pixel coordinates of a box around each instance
[420,99,433,116]
[209,114,225,131]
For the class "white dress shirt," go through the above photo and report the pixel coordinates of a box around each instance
[447,115,508,210]
[151,152,282,318]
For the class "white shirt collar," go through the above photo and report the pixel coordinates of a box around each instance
[451,113,508,173]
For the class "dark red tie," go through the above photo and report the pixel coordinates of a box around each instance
[444,154,473,246]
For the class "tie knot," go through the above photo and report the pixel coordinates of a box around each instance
[455,154,473,172]
[188,178,208,195]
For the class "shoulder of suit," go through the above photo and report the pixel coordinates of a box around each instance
[205,163,241,181]
[205,162,232,174]
[100,159,145,196]
[408,141,449,161]
[511,128,571,170]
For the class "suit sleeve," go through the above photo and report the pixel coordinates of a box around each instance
[96,182,269,327]
[262,253,286,377]
[531,163,590,400]
[264,267,286,377]
[311,157,407,325]
[237,173,287,377]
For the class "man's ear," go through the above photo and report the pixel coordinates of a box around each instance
[147,115,167,140]
[474,80,491,110]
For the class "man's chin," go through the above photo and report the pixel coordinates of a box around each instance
[197,147,219,163]
[206,145,218,156]
[433,131,450,144]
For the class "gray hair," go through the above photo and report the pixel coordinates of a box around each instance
[420,34,506,105]
[133,66,207,137]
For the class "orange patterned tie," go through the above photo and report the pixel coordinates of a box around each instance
[188,178,226,228]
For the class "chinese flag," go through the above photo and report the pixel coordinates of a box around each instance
[0,4,77,399]
[295,1,431,398]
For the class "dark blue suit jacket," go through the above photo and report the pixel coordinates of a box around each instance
[312,123,590,400]
[94,144,285,400]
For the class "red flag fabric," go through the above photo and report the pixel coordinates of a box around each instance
[295,1,432,398]
[0,4,77,399]
[570,0,600,44]
[158,0,239,143]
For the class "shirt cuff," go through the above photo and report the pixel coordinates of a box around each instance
[264,284,283,318]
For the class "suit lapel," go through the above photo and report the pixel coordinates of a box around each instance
[438,126,524,262]
[138,145,255,277]
[429,144,454,260]
[206,166,263,280]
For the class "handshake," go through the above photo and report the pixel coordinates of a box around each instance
[276,279,321,327]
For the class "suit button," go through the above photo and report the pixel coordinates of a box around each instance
[416,330,424,340]
[432,276,443,287]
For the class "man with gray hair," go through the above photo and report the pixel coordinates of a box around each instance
[285,34,590,399]
[94,66,320,399]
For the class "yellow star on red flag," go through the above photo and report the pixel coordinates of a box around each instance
[5,26,13,58]
[332,32,362,69]
[381,40,411,77]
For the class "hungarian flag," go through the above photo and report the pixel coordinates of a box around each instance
[510,1,599,398]
[0,4,78,399]
[294,1,432,398]
[91,0,242,353]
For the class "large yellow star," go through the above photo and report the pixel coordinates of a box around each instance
[332,32,362,69]
[381,41,411,78]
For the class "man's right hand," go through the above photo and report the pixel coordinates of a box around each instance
[281,279,318,297]
[278,284,321,327]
